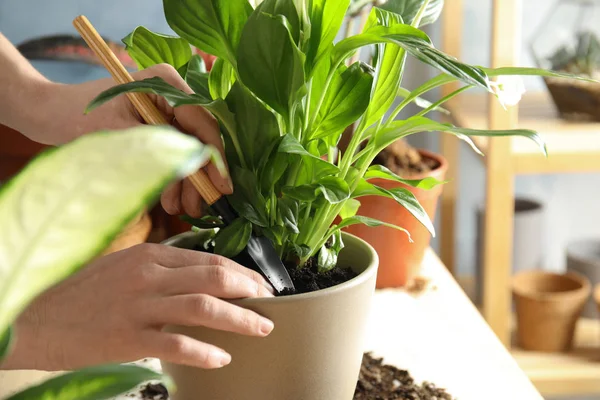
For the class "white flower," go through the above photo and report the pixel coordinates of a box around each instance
[490,76,526,108]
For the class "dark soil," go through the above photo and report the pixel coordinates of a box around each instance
[138,353,453,400]
[280,257,358,296]
[139,383,168,400]
[354,353,454,400]
[374,139,440,176]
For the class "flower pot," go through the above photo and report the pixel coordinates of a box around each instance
[566,239,600,318]
[101,211,152,255]
[344,149,447,288]
[160,230,378,400]
[512,270,590,352]
[475,198,545,304]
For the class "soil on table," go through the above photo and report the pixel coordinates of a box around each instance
[354,353,454,400]
[373,139,440,176]
[138,353,454,400]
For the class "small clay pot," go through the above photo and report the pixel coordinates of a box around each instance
[512,270,590,352]
[344,149,447,288]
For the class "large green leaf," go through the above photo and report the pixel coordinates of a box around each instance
[237,7,305,116]
[396,87,449,114]
[163,0,253,66]
[332,25,491,91]
[365,165,445,190]
[228,167,270,227]
[257,0,301,43]
[352,179,434,235]
[317,230,344,272]
[278,197,300,234]
[0,327,12,362]
[483,66,600,83]
[122,26,192,71]
[0,127,211,334]
[317,176,351,204]
[380,0,445,27]
[363,7,407,128]
[214,217,253,258]
[225,82,280,169]
[306,0,351,71]
[374,116,547,156]
[6,364,166,400]
[209,58,235,99]
[278,134,340,178]
[338,198,361,219]
[332,215,412,240]
[310,62,373,140]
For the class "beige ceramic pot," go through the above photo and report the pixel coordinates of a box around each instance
[512,270,590,352]
[161,231,378,400]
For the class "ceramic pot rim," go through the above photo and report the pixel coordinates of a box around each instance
[162,231,379,304]
[512,270,591,301]
[567,239,600,268]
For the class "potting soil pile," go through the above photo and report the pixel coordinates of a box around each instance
[138,353,454,400]
[373,140,439,176]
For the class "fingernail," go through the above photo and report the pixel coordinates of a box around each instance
[260,318,274,336]
[213,349,231,367]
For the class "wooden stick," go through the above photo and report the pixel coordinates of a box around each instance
[73,15,222,205]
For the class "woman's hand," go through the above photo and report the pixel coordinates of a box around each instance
[19,63,232,217]
[1,244,274,371]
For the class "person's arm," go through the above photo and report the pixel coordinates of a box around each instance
[0,33,51,139]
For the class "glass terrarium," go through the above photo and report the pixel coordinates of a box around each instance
[530,0,600,121]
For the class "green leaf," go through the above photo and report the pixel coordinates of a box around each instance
[365,165,445,190]
[163,0,253,66]
[122,26,192,71]
[380,0,445,27]
[317,229,344,272]
[260,142,290,193]
[209,58,235,99]
[352,179,434,236]
[0,327,12,362]
[278,197,300,234]
[185,55,211,99]
[363,7,407,128]
[0,127,209,338]
[306,0,351,71]
[228,167,270,227]
[214,218,252,258]
[374,116,547,156]
[396,86,449,114]
[237,8,305,116]
[257,0,301,43]
[225,82,280,169]
[483,66,600,84]
[6,364,166,400]
[333,216,412,240]
[292,243,312,259]
[278,134,340,179]
[339,198,361,219]
[181,215,224,229]
[317,176,351,204]
[310,62,373,140]
[282,184,318,202]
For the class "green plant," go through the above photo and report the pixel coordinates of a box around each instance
[0,126,221,399]
[546,31,600,76]
[88,0,593,272]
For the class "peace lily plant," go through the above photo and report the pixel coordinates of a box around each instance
[0,126,219,399]
[88,0,590,278]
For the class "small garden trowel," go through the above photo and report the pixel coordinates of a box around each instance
[73,15,295,294]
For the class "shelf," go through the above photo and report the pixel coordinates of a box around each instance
[457,274,600,397]
[448,91,600,174]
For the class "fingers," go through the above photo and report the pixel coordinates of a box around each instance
[157,265,274,298]
[141,331,231,369]
[181,178,203,218]
[160,181,182,215]
[148,294,274,338]
[129,244,274,293]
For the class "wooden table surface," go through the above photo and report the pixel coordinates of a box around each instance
[117,249,541,400]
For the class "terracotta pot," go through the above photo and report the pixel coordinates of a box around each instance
[344,149,447,288]
[161,231,378,400]
[566,239,600,318]
[512,270,590,352]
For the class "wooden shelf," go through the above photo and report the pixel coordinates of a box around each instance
[448,91,600,174]
[457,274,600,397]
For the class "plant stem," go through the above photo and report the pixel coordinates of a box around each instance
[307,66,339,132]
[411,0,431,27]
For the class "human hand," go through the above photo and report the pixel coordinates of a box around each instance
[21,64,231,217]
[1,244,274,371]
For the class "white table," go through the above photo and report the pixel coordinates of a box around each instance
[117,249,541,400]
